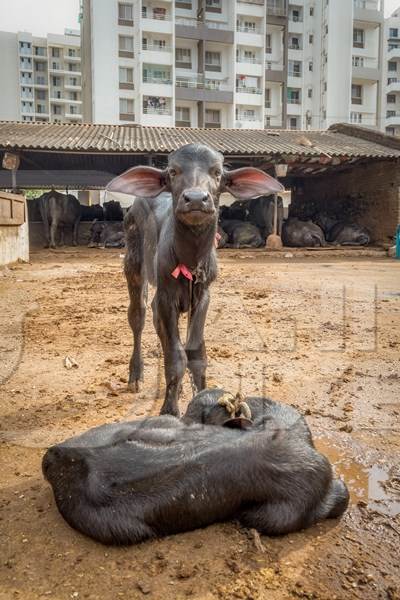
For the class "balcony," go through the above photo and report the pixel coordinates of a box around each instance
[143,75,172,85]
[19,48,32,56]
[65,112,83,119]
[387,78,400,93]
[266,0,287,19]
[236,86,262,94]
[386,112,400,127]
[265,59,285,82]
[175,75,233,102]
[353,0,383,24]
[175,17,234,42]
[143,107,172,115]
[64,54,81,62]
[388,46,400,60]
[205,122,221,129]
[142,8,173,34]
[236,84,263,105]
[236,24,261,34]
[236,55,263,76]
[142,41,172,52]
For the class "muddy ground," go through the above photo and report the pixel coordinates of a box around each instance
[0,248,399,600]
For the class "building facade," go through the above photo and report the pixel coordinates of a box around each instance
[385,5,400,136]
[0,30,82,123]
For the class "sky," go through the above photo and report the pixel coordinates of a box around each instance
[0,0,399,36]
[0,0,81,37]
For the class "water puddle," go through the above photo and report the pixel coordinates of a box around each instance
[315,438,400,517]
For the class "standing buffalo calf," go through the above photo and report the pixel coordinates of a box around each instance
[39,190,81,248]
[42,389,349,546]
[107,144,283,415]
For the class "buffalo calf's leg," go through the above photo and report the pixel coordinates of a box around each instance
[126,275,146,393]
[186,288,209,392]
[153,296,186,417]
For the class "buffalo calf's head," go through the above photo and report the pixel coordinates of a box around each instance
[107,143,283,227]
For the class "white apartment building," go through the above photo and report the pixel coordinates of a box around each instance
[81,0,386,131]
[384,5,400,136]
[0,30,82,123]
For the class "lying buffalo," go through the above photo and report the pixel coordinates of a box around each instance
[88,220,125,248]
[315,214,370,246]
[103,200,124,221]
[39,190,81,248]
[282,218,326,247]
[220,219,264,248]
[42,389,349,545]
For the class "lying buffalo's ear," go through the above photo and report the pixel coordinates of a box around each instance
[107,166,169,198]
[223,417,253,430]
[223,167,284,200]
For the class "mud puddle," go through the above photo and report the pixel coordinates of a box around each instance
[315,437,400,517]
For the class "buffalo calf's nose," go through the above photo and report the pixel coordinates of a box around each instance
[183,190,208,203]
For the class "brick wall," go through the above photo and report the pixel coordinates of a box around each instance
[289,160,400,243]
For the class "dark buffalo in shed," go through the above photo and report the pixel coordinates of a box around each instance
[88,220,125,248]
[42,388,349,546]
[104,200,124,221]
[282,218,327,247]
[315,214,370,246]
[80,204,104,222]
[27,197,42,222]
[248,195,284,240]
[38,190,81,249]
[220,219,264,248]
[107,145,283,415]
[219,200,248,221]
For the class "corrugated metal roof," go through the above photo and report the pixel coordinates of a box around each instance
[1,121,400,158]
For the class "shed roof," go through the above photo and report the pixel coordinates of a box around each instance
[1,121,400,159]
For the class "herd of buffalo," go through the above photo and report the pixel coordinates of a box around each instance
[29,187,370,252]
[40,145,350,545]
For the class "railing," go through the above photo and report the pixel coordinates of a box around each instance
[19,48,32,56]
[387,111,400,117]
[35,77,47,85]
[288,70,302,77]
[20,78,33,85]
[143,76,172,84]
[64,53,81,60]
[143,107,172,115]
[290,15,302,22]
[267,6,287,17]
[265,100,271,108]
[238,0,264,4]
[352,55,378,68]
[142,42,172,52]
[176,76,230,91]
[205,20,231,30]
[265,59,284,70]
[236,86,262,94]
[387,77,399,84]
[388,46,400,53]
[351,97,362,104]
[287,97,301,104]
[288,44,302,50]
[236,114,258,121]
[176,16,197,26]
[142,9,171,20]
[236,56,262,64]
[236,25,261,34]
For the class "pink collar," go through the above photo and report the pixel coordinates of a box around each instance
[171,264,193,281]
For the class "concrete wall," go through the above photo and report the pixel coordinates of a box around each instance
[290,161,400,243]
[0,194,29,265]
[0,32,20,121]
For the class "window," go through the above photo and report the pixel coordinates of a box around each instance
[388,94,396,103]
[51,48,60,58]
[206,0,221,12]
[176,48,191,66]
[266,34,272,53]
[52,76,61,86]
[287,88,300,104]
[265,116,271,127]
[70,91,78,100]
[120,98,134,114]
[351,84,362,105]
[309,34,314,44]
[309,61,313,72]
[308,88,313,98]
[52,105,62,115]
[310,7,314,15]
[175,106,190,122]
[55,90,61,99]
[119,35,134,55]
[69,77,78,86]
[205,109,220,123]
[118,3,133,21]
[265,88,271,108]
[35,62,45,71]
[353,28,364,49]
[68,49,77,57]
[388,61,397,72]
[288,60,302,77]
[289,36,300,50]
[35,47,46,56]
[389,28,399,38]
[205,51,221,71]
[289,117,298,130]
[119,67,134,83]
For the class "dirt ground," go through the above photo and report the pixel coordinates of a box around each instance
[0,247,399,600]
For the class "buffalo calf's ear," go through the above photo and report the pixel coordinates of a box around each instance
[223,167,284,200]
[107,166,168,198]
